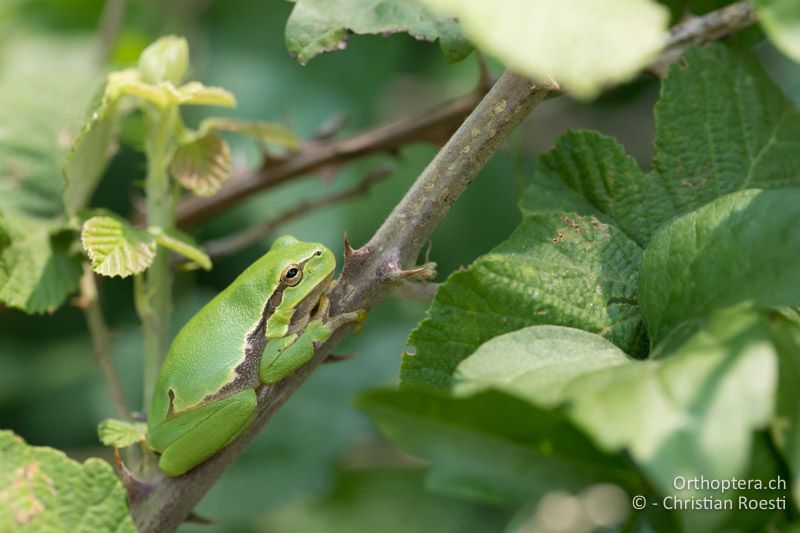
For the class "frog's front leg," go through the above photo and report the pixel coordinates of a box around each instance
[149,388,257,477]
[259,295,365,384]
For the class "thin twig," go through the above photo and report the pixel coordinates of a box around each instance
[78,264,129,419]
[204,165,393,259]
[172,84,491,227]
[648,1,757,75]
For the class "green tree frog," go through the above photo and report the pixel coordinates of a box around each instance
[147,236,362,476]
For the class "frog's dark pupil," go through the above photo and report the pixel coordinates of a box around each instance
[286,268,298,278]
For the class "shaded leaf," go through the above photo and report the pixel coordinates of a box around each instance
[171,134,232,197]
[0,430,136,532]
[357,389,637,506]
[285,0,471,65]
[81,216,156,278]
[0,220,83,314]
[639,189,800,345]
[419,0,669,98]
[651,46,800,231]
[97,419,147,448]
[259,468,506,533]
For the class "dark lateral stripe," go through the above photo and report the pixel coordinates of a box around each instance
[199,254,317,403]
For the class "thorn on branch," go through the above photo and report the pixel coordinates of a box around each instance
[114,448,154,503]
[313,112,349,140]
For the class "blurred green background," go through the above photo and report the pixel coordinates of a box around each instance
[1,1,799,531]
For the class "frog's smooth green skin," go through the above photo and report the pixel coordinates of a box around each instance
[147,236,360,477]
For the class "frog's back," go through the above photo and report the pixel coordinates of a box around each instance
[148,256,282,425]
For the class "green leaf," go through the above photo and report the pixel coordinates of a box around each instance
[63,80,120,217]
[171,134,232,197]
[401,212,644,390]
[259,468,507,533]
[107,70,236,110]
[0,37,99,312]
[357,388,637,506]
[137,35,189,85]
[172,81,236,107]
[565,306,782,531]
[452,325,630,407]
[0,219,83,314]
[285,0,471,65]
[753,0,800,63]
[194,117,299,149]
[97,419,147,448]
[525,46,800,248]
[651,46,800,228]
[0,430,136,532]
[767,309,800,507]
[639,189,800,345]
[81,216,156,278]
[147,226,211,271]
[418,0,669,98]
[529,130,668,247]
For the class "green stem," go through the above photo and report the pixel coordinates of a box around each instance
[136,104,177,411]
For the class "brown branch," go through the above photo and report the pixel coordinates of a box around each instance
[174,84,490,227]
[78,264,129,419]
[204,165,392,259]
[649,1,757,75]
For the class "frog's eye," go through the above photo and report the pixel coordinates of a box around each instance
[281,264,303,286]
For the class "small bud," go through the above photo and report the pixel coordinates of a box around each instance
[138,35,189,85]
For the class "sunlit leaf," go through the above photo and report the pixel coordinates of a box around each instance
[0,430,136,532]
[97,419,147,448]
[418,0,669,98]
[171,133,232,197]
[753,0,800,63]
[81,216,156,278]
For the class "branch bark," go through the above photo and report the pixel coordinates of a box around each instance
[173,85,490,227]
[649,1,757,75]
[204,165,392,259]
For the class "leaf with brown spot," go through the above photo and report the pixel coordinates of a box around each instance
[0,430,136,532]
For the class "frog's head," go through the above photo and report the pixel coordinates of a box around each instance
[264,236,335,339]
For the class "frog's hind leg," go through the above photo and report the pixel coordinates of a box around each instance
[157,388,257,476]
